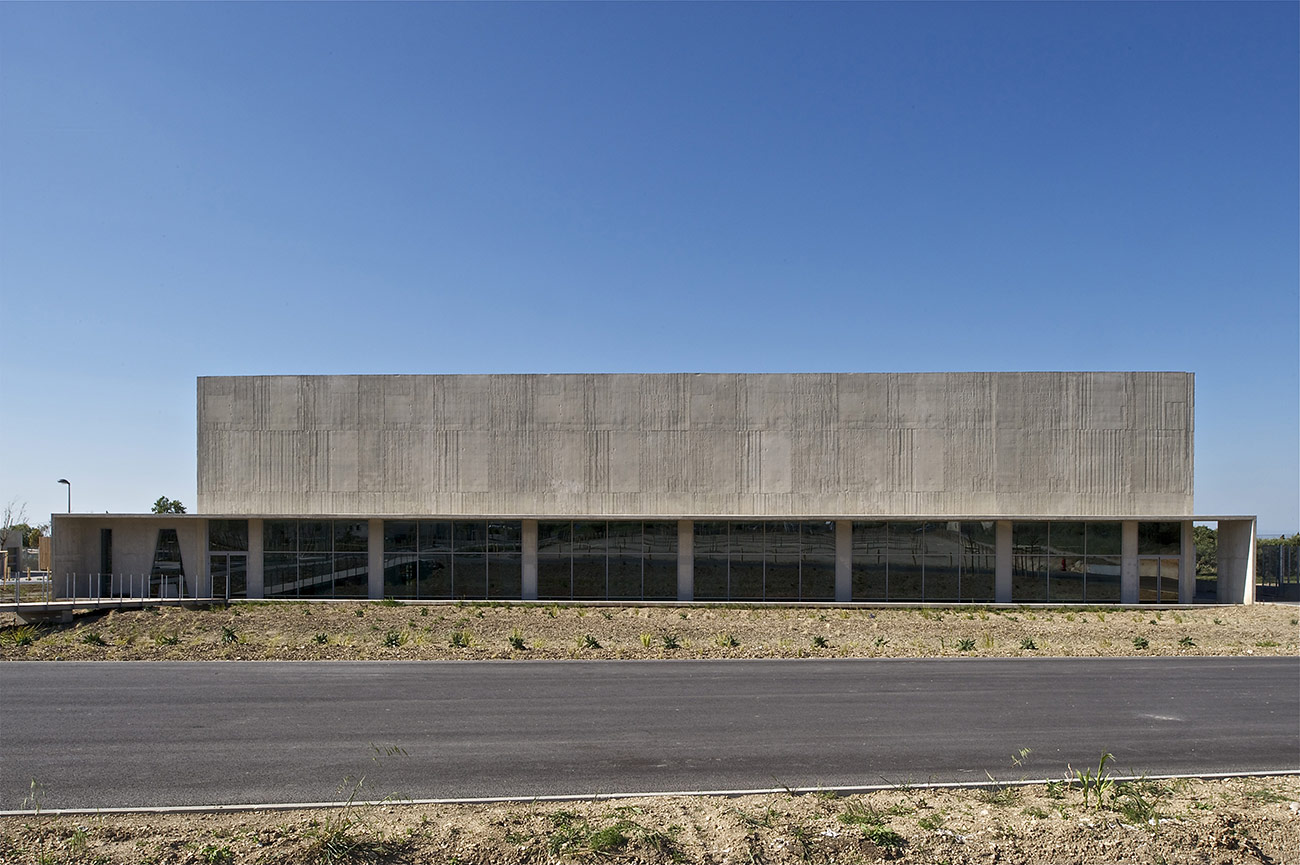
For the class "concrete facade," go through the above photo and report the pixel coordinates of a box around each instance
[197,372,1194,519]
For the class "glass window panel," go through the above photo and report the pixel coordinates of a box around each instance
[1012,522,1049,556]
[264,520,297,553]
[418,521,453,553]
[299,520,332,553]
[538,557,571,600]
[852,522,888,601]
[210,555,228,600]
[642,522,678,600]
[333,553,368,599]
[921,522,960,601]
[298,552,334,597]
[384,521,417,554]
[1161,557,1181,603]
[798,522,835,601]
[264,553,298,598]
[489,521,522,554]
[1086,522,1121,556]
[453,553,487,599]
[693,522,729,601]
[1050,522,1087,557]
[453,521,488,554]
[887,522,925,602]
[334,520,369,553]
[1049,554,1085,602]
[728,522,765,601]
[571,521,607,599]
[208,520,248,552]
[1139,522,1181,555]
[1085,556,1121,603]
[961,522,996,602]
[1012,556,1049,602]
[418,554,452,599]
[228,555,247,599]
[572,521,607,554]
[488,554,521,599]
[1138,557,1162,602]
[606,522,642,600]
[383,553,418,598]
[765,522,800,601]
[537,521,571,556]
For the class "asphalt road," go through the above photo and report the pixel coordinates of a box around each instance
[2,657,1296,810]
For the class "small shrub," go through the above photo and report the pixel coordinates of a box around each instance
[1178,635,1195,648]
[221,625,239,644]
[715,632,739,648]
[383,630,406,647]
[1256,640,1280,648]
[1019,638,1037,651]
[314,633,329,645]
[956,638,976,652]
[862,824,907,854]
[378,598,401,607]
[449,629,472,648]
[661,633,680,650]
[1023,805,1048,819]
[420,607,428,617]
[1132,636,1150,650]
[1212,617,1223,625]
[199,844,235,865]
[82,631,107,646]
[355,609,365,618]
[812,635,830,649]
[581,634,601,649]
[1,624,41,647]
[639,632,653,648]
[154,632,180,647]
[508,629,527,650]
[874,636,889,649]
[917,811,946,830]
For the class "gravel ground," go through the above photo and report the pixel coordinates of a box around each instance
[2,775,1297,864]
[1,601,1295,661]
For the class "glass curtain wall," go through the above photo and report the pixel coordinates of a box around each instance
[208,519,248,600]
[851,522,995,602]
[381,520,521,600]
[692,521,836,601]
[538,521,678,600]
[1012,522,1123,603]
[264,519,369,599]
[1138,521,1181,602]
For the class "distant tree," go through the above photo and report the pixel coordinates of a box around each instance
[1193,525,1217,576]
[151,497,187,514]
[1258,533,1300,547]
[0,500,46,547]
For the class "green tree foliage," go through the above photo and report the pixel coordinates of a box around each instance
[1193,525,1218,576]
[151,497,187,514]
[1258,533,1300,547]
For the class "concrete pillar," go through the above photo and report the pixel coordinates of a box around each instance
[1217,519,1256,605]
[368,519,384,600]
[835,521,852,602]
[995,521,1012,603]
[247,519,264,599]
[1180,521,1195,603]
[521,520,538,600]
[194,519,209,599]
[677,520,694,601]
[1121,521,1139,604]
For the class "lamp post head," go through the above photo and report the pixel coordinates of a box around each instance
[57,479,71,513]
[58,479,69,485]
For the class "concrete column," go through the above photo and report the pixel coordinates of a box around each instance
[247,519,264,599]
[677,520,694,601]
[835,520,852,603]
[995,521,1012,603]
[1121,521,1139,605]
[368,519,384,600]
[195,519,209,599]
[521,520,538,600]
[1179,521,1195,604]
[1217,519,1256,605]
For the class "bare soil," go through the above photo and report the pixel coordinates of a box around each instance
[1,601,1296,661]
[2,775,1297,864]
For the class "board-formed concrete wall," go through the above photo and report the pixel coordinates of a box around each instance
[196,372,1194,518]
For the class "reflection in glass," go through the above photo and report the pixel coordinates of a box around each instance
[1012,523,1049,601]
[643,521,678,600]
[693,522,729,601]
[264,553,298,598]
[383,554,418,598]
[1086,522,1121,556]
[572,521,607,599]
[489,554,521,599]
[851,522,887,600]
[454,553,487,599]
[333,553,368,598]
[886,522,924,602]
[419,521,453,553]
[961,522,996,602]
[419,554,452,598]
[729,523,765,601]
[1085,556,1121,603]
[800,521,836,601]
[264,520,297,553]
[923,522,960,602]
[1139,522,1181,555]
[384,521,417,554]
[300,520,332,552]
[209,520,249,552]
[606,522,642,600]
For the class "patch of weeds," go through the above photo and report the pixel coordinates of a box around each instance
[956,638,976,652]
[639,632,653,648]
[1178,635,1195,647]
[1132,636,1150,650]
[154,632,180,646]
[1212,617,1223,625]
[734,806,779,829]
[862,824,907,855]
[354,609,365,618]
[1113,781,1161,827]
[874,636,889,649]
[1022,805,1048,819]
[0,624,41,646]
[199,843,235,865]
[979,785,1021,806]
[1240,784,1290,804]
[378,598,401,607]
[420,607,428,616]
[917,810,946,830]
[314,633,329,645]
[1255,640,1279,648]
[546,604,559,618]
[812,635,830,649]
[715,631,740,648]
[580,634,601,649]
[383,630,407,648]
[1019,637,1037,651]
[1069,752,1115,809]
[1291,618,1298,626]
[221,626,239,644]
[1065,612,1076,622]
[508,628,528,650]
[449,629,472,649]
[81,631,108,646]
[661,633,680,650]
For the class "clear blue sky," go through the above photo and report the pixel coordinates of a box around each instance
[2,3,1296,532]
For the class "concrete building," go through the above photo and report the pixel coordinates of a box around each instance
[51,372,1257,604]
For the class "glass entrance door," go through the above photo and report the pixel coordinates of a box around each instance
[209,554,248,600]
[1138,556,1179,603]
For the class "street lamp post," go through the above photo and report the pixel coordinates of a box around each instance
[57,479,70,514]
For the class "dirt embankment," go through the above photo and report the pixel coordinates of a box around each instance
[1,602,1296,662]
